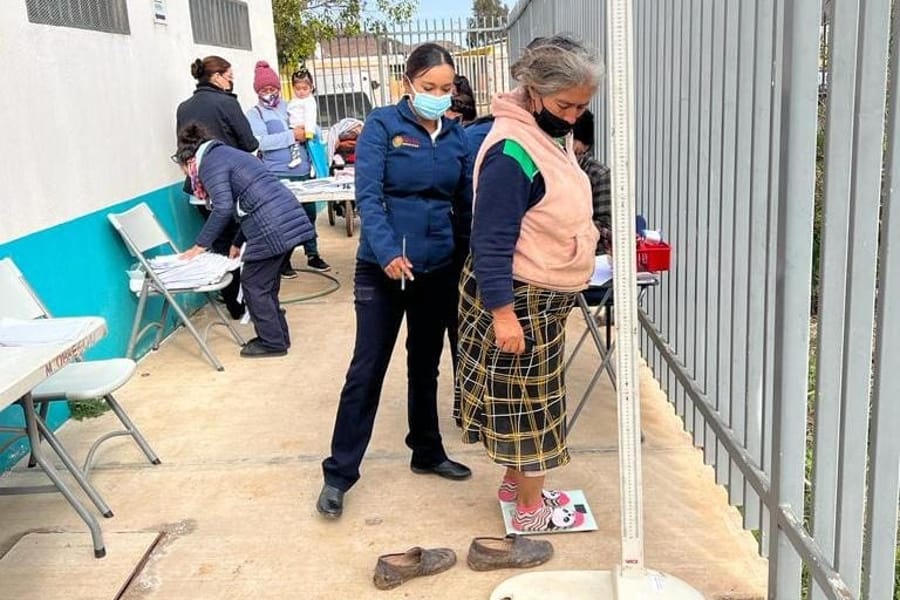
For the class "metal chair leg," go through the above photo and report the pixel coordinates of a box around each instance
[20,394,108,557]
[160,289,225,371]
[26,400,50,469]
[126,283,151,359]
[82,393,161,476]
[32,412,113,518]
[206,294,246,346]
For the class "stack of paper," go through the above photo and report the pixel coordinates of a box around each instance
[131,253,241,292]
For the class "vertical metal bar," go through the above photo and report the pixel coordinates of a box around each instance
[715,0,738,492]
[651,0,665,382]
[696,0,714,459]
[726,0,755,510]
[767,0,820,595]
[862,8,900,595]
[706,0,726,483]
[665,0,681,423]
[363,30,377,111]
[662,0,676,410]
[809,1,858,595]
[759,0,787,560]
[673,0,689,433]
[832,0,891,595]
[743,0,775,535]
[705,0,727,467]
[652,0,668,398]
[684,0,704,448]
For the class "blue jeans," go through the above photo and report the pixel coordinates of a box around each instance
[322,259,457,491]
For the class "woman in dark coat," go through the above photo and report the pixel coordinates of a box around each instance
[176,56,259,319]
[173,123,314,358]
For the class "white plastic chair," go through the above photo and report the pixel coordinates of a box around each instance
[0,257,160,476]
[107,202,245,371]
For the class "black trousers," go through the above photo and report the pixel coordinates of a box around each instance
[242,252,290,351]
[322,259,458,492]
[197,205,243,317]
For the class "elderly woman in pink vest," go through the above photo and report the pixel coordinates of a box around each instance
[458,36,602,532]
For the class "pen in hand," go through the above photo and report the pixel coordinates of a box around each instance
[401,236,407,291]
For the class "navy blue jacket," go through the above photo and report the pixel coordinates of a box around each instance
[354,99,472,272]
[196,141,315,262]
[464,116,494,178]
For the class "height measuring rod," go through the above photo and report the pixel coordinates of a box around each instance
[606,0,645,571]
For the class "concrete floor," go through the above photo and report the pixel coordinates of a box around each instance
[0,218,767,599]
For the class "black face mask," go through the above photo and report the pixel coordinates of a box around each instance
[533,107,574,138]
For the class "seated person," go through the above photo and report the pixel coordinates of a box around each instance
[573,110,612,255]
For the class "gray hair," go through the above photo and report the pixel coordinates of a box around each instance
[510,35,604,97]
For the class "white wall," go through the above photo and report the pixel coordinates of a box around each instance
[0,0,278,243]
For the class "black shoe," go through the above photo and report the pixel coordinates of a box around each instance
[281,268,299,279]
[239,340,287,358]
[306,256,331,272]
[316,484,344,519]
[411,459,472,481]
[227,303,245,320]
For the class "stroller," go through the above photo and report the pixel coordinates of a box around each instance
[326,118,363,225]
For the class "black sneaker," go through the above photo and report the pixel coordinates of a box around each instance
[281,268,299,279]
[307,256,331,272]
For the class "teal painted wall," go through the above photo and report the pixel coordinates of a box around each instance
[0,182,204,470]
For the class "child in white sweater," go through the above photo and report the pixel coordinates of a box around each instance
[287,68,317,168]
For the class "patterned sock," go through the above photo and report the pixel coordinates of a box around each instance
[512,503,552,531]
[512,504,585,532]
[498,478,518,502]
[497,480,571,507]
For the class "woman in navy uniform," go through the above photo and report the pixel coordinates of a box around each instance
[317,43,473,519]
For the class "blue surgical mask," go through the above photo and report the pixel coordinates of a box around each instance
[407,78,452,121]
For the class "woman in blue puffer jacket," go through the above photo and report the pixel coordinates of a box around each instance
[174,123,315,358]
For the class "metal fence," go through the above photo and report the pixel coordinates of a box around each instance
[509,0,900,598]
[284,18,510,130]
[508,0,609,162]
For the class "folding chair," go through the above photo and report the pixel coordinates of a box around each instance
[107,203,245,371]
[0,258,160,477]
[565,273,660,432]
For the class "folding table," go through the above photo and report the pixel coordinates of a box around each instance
[0,317,111,557]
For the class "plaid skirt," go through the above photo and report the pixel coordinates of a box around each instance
[457,259,577,471]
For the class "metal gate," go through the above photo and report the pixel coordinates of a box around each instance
[508,0,900,598]
[287,18,510,130]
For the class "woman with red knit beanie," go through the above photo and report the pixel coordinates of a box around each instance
[246,60,331,276]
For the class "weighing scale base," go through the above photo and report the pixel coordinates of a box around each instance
[489,567,705,600]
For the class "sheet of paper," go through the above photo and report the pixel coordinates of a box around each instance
[590,254,614,287]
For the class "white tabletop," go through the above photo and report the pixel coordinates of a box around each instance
[0,317,107,409]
